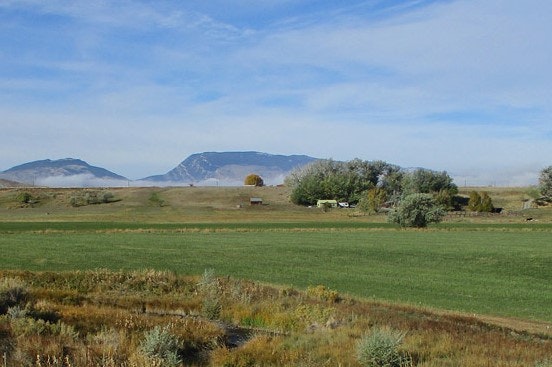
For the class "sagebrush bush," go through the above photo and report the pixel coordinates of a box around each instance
[199,269,222,320]
[69,191,117,207]
[0,277,29,313]
[139,325,181,367]
[10,317,78,340]
[356,327,411,367]
[535,360,552,367]
[388,193,445,228]
[202,296,222,320]
[16,192,34,204]
[6,305,28,319]
[198,268,217,291]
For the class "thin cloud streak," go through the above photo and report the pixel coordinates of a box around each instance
[0,0,551,185]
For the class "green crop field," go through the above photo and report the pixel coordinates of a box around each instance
[1,186,551,324]
[1,186,552,366]
[2,221,551,322]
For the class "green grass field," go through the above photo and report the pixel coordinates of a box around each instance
[1,186,551,324]
[2,221,551,322]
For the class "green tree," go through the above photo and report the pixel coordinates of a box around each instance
[479,192,494,212]
[388,193,445,228]
[244,173,264,187]
[468,191,482,211]
[468,191,494,212]
[401,168,457,195]
[379,170,404,207]
[358,187,388,214]
[285,159,399,206]
[539,166,552,197]
[434,189,455,210]
[345,159,401,202]
[286,160,341,205]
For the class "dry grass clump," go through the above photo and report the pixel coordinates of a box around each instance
[306,284,340,303]
[0,270,550,366]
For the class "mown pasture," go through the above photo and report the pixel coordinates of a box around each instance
[0,186,551,326]
[1,221,551,324]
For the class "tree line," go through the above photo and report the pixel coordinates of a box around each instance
[284,159,552,228]
[283,159,461,227]
[248,161,552,227]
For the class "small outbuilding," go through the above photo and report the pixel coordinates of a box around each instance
[317,199,338,208]
[250,197,263,205]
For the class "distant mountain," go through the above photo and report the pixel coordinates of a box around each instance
[0,178,26,188]
[1,153,317,187]
[141,151,317,185]
[0,158,128,187]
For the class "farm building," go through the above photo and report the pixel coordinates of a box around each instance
[250,197,263,205]
[316,199,338,208]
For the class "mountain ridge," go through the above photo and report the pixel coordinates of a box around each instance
[0,158,128,187]
[141,151,317,185]
[0,152,318,187]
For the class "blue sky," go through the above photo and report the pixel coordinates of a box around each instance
[1,0,551,185]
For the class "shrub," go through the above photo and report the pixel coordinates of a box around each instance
[16,192,34,204]
[306,285,340,303]
[70,190,118,207]
[11,317,48,336]
[294,304,335,325]
[100,192,115,203]
[199,269,222,320]
[388,193,445,228]
[0,277,29,314]
[320,201,332,213]
[149,192,166,207]
[434,189,455,210]
[468,191,494,212]
[139,325,181,367]
[10,317,78,340]
[479,192,494,212]
[539,166,552,198]
[468,191,481,211]
[198,268,217,290]
[356,327,411,367]
[7,305,28,319]
[202,296,222,320]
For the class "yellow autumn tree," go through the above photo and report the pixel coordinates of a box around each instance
[244,174,264,187]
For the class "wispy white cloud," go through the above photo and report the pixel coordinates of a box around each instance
[0,0,551,185]
[228,0,552,119]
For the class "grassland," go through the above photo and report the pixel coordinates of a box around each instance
[2,269,551,366]
[0,186,551,366]
[1,225,551,325]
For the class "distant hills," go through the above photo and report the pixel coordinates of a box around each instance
[0,178,26,188]
[0,152,317,188]
[0,158,129,187]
